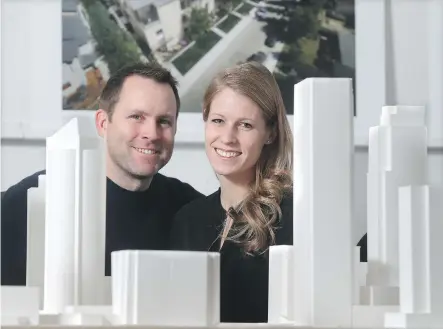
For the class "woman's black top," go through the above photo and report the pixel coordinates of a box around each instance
[170,189,293,323]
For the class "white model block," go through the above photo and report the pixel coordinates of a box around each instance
[103,276,112,305]
[380,106,427,126]
[384,186,443,328]
[78,148,107,304]
[43,148,77,313]
[268,245,294,324]
[1,286,40,325]
[43,118,107,313]
[111,250,130,325]
[112,250,220,327]
[64,304,112,313]
[352,305,398,328]
[58,313,107,325]
[366,106,427,288]
[38,312,112,326]
[385,313,443,329]
[353,247,368,304]
[26,174,46,309]
[63,305,115,324]
[111,251,122,317]
[292,78,354,327]
[359,286,399,305]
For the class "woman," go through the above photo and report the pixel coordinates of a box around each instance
[170,61,293,323]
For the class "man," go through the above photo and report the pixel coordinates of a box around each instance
[1,63,204,285]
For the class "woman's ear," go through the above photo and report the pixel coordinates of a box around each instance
[265,127,277,145]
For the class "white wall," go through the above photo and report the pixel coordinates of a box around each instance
[1,0,443,244]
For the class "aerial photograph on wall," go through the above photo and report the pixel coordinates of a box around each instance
[62,0,355,114]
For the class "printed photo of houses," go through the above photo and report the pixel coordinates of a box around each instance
[62,0,355,114]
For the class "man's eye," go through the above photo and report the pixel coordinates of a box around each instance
[212,119,223,124]
[159,119,172,126]
[130,114,142,120]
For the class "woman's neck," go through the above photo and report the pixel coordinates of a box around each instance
[218,170,255,210]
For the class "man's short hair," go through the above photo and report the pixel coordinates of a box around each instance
[98,62,180,120]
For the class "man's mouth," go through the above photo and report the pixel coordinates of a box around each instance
[215,148,241,158]
[133,147,159,155]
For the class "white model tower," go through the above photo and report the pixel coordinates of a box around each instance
[366,106,428,288]
[271,78,354,327]
[26,174,47,309]
[293,78,354,327]
[43,118,107,313]
[380,108,443,328]
[349,106,430,326]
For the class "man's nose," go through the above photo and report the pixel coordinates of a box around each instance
[141,120,160,140]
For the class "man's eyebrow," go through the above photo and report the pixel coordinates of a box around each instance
[129,109,149,116]
[158,114,175,120]
[129,110,175,119]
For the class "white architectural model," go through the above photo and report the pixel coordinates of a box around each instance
[291,78,354,327]
[43,119,108,313]
[2,77,442,329]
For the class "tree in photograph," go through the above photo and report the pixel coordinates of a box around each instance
[277,43,302,74]
[214,0,242,17]
[261,1,330,77]
[81,0,142,74]
[184,8,212,41]
[261,4,321,44]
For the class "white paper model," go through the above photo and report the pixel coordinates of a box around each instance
[44,118,107,312]
[366,106,428,289]
[291,78,354,327]
[112,250,220,326]
[384,185,443,328]
[26,174,46,309]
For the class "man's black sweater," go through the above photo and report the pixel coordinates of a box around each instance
[1,170,204,286]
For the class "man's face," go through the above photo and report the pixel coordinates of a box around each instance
[96,75,177,188]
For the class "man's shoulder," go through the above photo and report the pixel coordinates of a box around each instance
[152,173,205,204]
[173,189,219,220]
[2,170,46,200]
[170,190,220,251]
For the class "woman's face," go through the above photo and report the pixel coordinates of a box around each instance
[204,88,271,180]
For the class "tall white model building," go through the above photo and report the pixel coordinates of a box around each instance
[44,118,108,312]
[366,106,428,289]
[292,78,354,327]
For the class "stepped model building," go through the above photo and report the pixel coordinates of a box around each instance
[2,78,442,329]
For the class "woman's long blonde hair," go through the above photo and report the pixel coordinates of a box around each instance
[203,61,293,254]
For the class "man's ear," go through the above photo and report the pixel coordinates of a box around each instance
[95,109,109,138]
